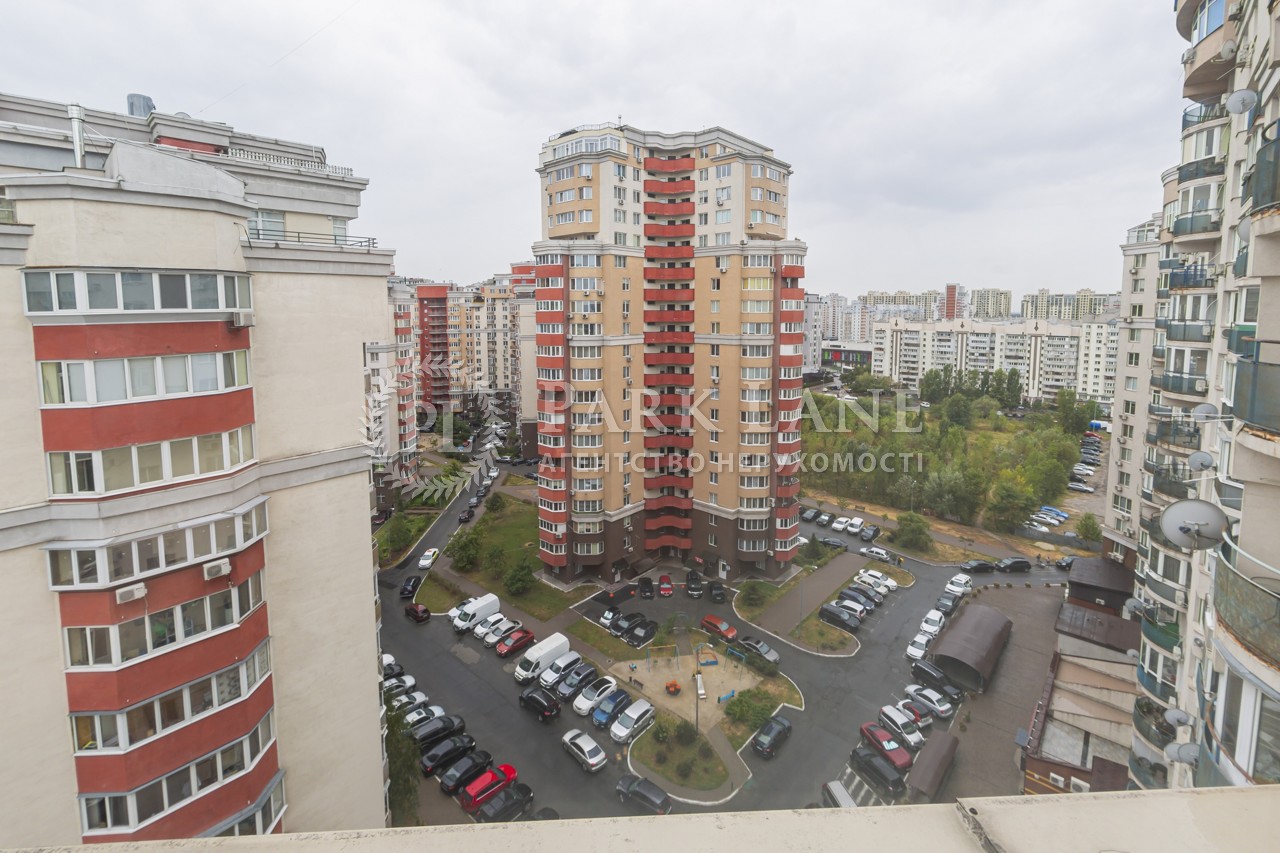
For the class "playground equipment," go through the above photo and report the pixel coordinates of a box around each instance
[665,679,681,696]
[718,689,736,704]
[694,643,718,667]
[725,647,747,666]
[646,644,680,671]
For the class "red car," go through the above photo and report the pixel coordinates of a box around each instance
[699,615,738,643]
[496,629,535,658]
[860,722,913,772]
[657,575,674,597]
[404,604,430,623]
[459,763,517,812]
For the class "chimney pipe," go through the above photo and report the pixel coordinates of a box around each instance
[68,104,85,168]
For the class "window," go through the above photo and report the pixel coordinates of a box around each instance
[715,209,731,224]
[41,352,251,406]
[715,164,732,179]
[1128,353,1141,366]
[715,232,730,245]
[48,426,256,496]
[698,213,709,225]
[246,210,284,239]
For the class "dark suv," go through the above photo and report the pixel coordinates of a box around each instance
[995,557,1032,573]
[637,577,655,599]
[959,559,995,574]
[616,774,673,815]
[909,659,964,704]
[518,685,561,722]
[684,570,704,598]
[751,715,792,759]
[849,745,906,798]
[553,662,597,702]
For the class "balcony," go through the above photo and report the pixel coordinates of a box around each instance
[1152,346,1167,362]
[1140,611,1182,652]
[644,310,694,324]
[643,201,695,217]
[1216,533,1280,670]
[1167,264,1211,290]
[1140,514,1188,557]
[1177,156,1226,184]
[1215,477,1244,512]
[643,179,695,195]
[1128,753,1169,790]
[1256,137,1280,212]
[644,474,692,491]
[644,373,694,387]
[643,352,694,367]
[246,228,378,248]
[646,331,694,345]
[643,287,693,302]
[644,413,690,430]
[1182,101,1229,130]
[1233,248,1249,278]
[1165,320,1215,343]
[644,156,695,173]
[1155,372,1209,396]
[1225,325,1257,358]
[1132,697,1177,749]
[643,433,693,450]
[644,245,695,260]
[1146,420,1202,451]
[645,534,692,551]
[1136,665,1176,705]
[649,393,693,408]
[1233,359,1280,434]
[644,224,695,238]
[642,266,696,281]
[1153,469,1193,501]
[646,494,691,511]
[1170,209,1222,238]
[644,514,692,531]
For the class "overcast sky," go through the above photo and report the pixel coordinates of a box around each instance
[5,0,1187,298]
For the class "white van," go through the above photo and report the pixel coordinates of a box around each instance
[847,517,865,535]
[538,650,583,689]
[879,704,926,751]
[820,780,857,808]
[452,592,500,634]
[515,633,571,684]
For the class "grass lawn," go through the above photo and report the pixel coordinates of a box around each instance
[785,565,860,653]
[721,676,805,750]
[375,511,437,567]
[630,710,728,791]
[890,538,996,564]
[413,573,467,613]
[504,473,535,486]
[566,618,645,662]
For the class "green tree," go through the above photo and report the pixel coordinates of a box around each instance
[445,527,480,572]
[1076,512,1102,542]
[385,514,413,551]
[888,511,933,552]
[503,555,536,595]
[485,491,507,513]
[919,369,947,404]
[1003,368,1023,409]
[385,701,420,826]
[484,542,506,577]
[800,538,824,563]
[971,395,1001,420]
[1023,452,1069,503]
[441,459,463,480]
[940,394,973,428]
[984,471,1038,533]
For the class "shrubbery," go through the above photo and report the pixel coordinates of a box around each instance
[724,687,775,731]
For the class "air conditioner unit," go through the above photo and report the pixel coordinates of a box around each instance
[747,223,755,229]
[115,582,148,604]
[1129,267,1140,274]
[1120,413,1129,421]
[595,290,604,297]
[202,558,232,580]
[1228,1,1243,21]
[231,310,255,328]
[624,355,632,361]
[1115,484,1124,494]
[718,265,728,273]
[626,378,632,385]
[617,199,625,206]
[1118,436,1128,445]
[1176,590,1187,606]
[1195,379,1209,392]
[1182,48,1196,65]
[716,199,724,206]
[711,377,719,384]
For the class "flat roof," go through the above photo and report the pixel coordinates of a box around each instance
[1055,602,1141,653]
[1067,558,1134,594]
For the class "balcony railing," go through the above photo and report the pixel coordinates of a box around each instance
[1215,477,1243,512]
[1147,420,1202,450]
[1155,372,1209,396]
[1254,136,1280,212]
[1133,697,1177,748]
[1233,359,1280,433]
[246,228,377,248]
[1183,101,1229,129]
[1136,665,1176,704]
[1226,326,1257,357]
[1152,346,1167,361]
[1158,257,1183,270]
[1154,470,1194,500]
[1177,157,1226,183]
[1168,265,1210,289]
[1165,320,1215,343]
[1140,514,1188,556]
[1170,209,1222,236]
[1155,317,1169,330]
[1141,611,1182,652]
[1233,248,1249,278]
[1129,753,1170,789]
[1216,533,1280,670]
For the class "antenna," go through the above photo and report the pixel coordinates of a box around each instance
[1187,450,1216,472]
[1225,88,1258,114]
[1158,499,1229,550]
[1219,39,1239,62]
[1238,215,1252,243]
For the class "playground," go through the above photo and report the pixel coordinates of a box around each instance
[606,641,762,733]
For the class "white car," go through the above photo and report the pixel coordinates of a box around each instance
[446,597,476,622]
[418,548,440,571]
[905,683,955,718]
[391,691,430,716]
[562,728,608,772]
[920,609,946,637]
[482,618,522,648]
[858,567,898,590]
[1023,521,1050,534]
[831,516,852,533]
[847,517,865,535]
[609,699,656,744]
[1072,465,1095,476]
[1030,513,1061,527]
[472,612,506,640]
[857,575,892,596]
[382,675,417,699]
[572,676,618,716]
[833,598,867,619]
[1067,483,1096,493]
[944,573,973,596]
[905,633,932,661]
[403,704,446,729]
[860,546,894,565]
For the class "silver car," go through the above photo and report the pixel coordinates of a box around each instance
[482,618,522,648]
[905,683,954,719]
[562,728,608,772]
[472,612,506,640]
[572,676,618,716]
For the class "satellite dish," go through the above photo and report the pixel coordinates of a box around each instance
[1165,709,1193,727]
[1187,450,1216,472]
[1124,597,1147,613]
[1239,215,1252,243]
[1176,743,1200,765]
[1226,89,1258,115]
[1159,499,1229,550]
[1191,403,1219,423]
[1219,39,1239,62]
[175,111,192,119]
[1126,649,1141,661]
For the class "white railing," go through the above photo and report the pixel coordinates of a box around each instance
[220,147,354,177]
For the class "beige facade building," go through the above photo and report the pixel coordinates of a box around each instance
[0,93,391,844]
[366,277,419,513]
[531,124,807,583]
[969,287,1014,320]
[1020,288,1118,321]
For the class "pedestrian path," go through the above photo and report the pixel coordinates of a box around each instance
[750,557,861,653]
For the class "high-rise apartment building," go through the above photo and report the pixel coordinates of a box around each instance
[863,289,943,321]
[803,292,824,373]
[0,93,392,844]
[820,292,849,339]
[1020,288,1118,321]
[531,124,807,583]
[1102,0,1280,794]
[969,287,1014,320]
[414,281,452,419]
[367,277,420,513]
[940,283,967,320]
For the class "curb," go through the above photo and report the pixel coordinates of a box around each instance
[623,726,752,808]
[730,597,861,660]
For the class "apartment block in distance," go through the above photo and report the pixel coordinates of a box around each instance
[367,277,419,515]
[0,92,392,844]
[531,124,807,583]
[414,280,452,419]
[1101,0,1280,794]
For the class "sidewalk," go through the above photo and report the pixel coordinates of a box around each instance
[750,557,862,653]
[805,497,1028,561]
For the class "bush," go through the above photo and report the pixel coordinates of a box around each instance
[675,720,697,747]
[485,492,508,513]
[654,750,668,765]
[385,514,413,552]
[503,558,535,596]
[740,583,767,608]
[653,720,669,743]
[698,742,713,760]
[724,688,775,731]
[676,759,694,780]
[744,654,779,678]
[445,527,480,572]
[888,511,933,552]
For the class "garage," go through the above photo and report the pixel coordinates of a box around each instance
[929,604,1013,693]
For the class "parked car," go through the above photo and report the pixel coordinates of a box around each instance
[959,559,995,574]
[495,629,536,658]
[741,636,781,664]
[476,484,490,498]
[657,575,674,597]
[859,546,893,564]
[518,685,562,722]
[995,557,1032,573]
[383,675,417,699]
[708,581,727,603]
[600,606,621,629]
[458,508,475,523]
[381,654,403,679]
[637,577,655,599]
[1030,513,1062,527]
[833,598,867,620]
[419,734,477,776]
[905,632,933,661]
[625,619,658,648]
[472,612,506,641]
[819,603,860,634]
[572,676,618,716]
[467,496,481,508]
[831,516,852,533]
[800,507,821,523]
[919,609,946,637]
[909,659,965,704]
[1040,506,1069,520]
[1023,521,1050,534]
[404,705,446,730]
[935,592,959,616]
[553,662,598,702]
[685,570,704,598]
[391,690,429,717]
[495,454,513,463]
[879,704,926,751]
[483,618,523,648]
[846,581,884,605]
[437,749,492,794]
[610,612,645,638]
[905,683,955,718]
[858,568,898,590]
[1055,556,1076,570]
[1068,482,1096,493]
[538,650,583,690]
[848,744,906,799]
[460,764,518,813]
[412,714,466,751]
[418,548,440,571]
[474,783,535,823]
[610,699,656,744]
[591,688,633,729]
[404,603,431,623]
[751,715,793,759]
[896,698,934,729]
[616,775,673,815]
[699,615,738,642]
[1069,474,1088,484]
[562,728,609,772]
[846,516,865,535]
[446,597,476,622]
[815,513,833,527]
[399,575,422,599]
[944,573,973,595]
[860,524,881,542]
[838,587,876,611]
[819,536,849,551]
[859,722,913,772]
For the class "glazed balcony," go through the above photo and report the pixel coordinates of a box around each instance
[645,534,692,551]
[1128,752,1169,790]
[645,474,692,491]
[776,479,801,499]
[1152,346,1167,362]
[1233,359,1280,434]
[643,201,695,217]
[1170,209,1222,239]
[1140,611,1182,653]
[780,265,805,279]
[643,179,695,195]
[1167,264,1212,290]
[1136,665,1176,705]
[1216,477,1244,513]
[646,331,694,345]
[644,433,693,450]
[642,454,690,471]
[1183,23,1235,101]
[1226,325,1257,357]
[648,392,693,408]
[643,287,693,302]
[645,245,695,260]
[644,351,694,366]
[1183,101,1229,130]
[1140,514,1188,558]
[644,372,694,387]
[1254,137,1280,212]
[645,494,691,511]
[1132,696,1176,751]
[644,156,695,173]
[644,309,694,324]
[1177,156,1226,184]
[1216,532,1280,670]
[1146,420,1202,451]
[642,266,696,281]
[644,514,692,531]
[644,223,695,238]
[644,413,690,430]
[1165,320,1214,343]
[1154,371,1209,396]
